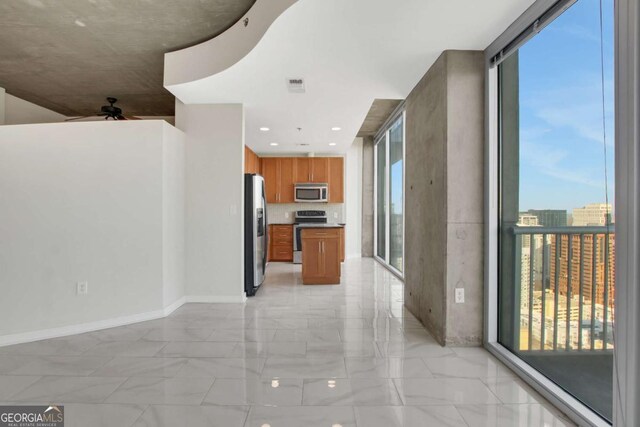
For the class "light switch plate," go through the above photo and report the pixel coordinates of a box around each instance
[455,288,464,303]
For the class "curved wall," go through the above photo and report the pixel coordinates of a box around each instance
[164,0,296,88]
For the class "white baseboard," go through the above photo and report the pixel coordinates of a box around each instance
[0,296,187,348]
[0,293,251,347]
[163,296,187,315]
[186,294,247,303]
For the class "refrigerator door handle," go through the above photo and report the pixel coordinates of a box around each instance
[262,180,268,271]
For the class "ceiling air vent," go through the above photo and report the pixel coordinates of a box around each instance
[287,78,305,93]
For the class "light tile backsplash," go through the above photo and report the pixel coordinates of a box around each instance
[267,203,345,224]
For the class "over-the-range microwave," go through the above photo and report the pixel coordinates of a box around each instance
[294,183,329,203]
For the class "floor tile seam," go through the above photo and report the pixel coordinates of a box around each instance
[199,377,218,406]
[390,377,406,406]
[449,404,473,427]
[145,341,170,357]
[95,375,131,404]
[127,403,150,427]
[1,375,44,401]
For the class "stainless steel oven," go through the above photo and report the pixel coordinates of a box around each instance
[293,210,327,263]
[294,183,329,203]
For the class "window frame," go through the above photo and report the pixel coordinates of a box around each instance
[373,109,406,278]
[483,0,634,426]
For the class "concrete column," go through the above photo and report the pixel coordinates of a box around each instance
[404,50,485,346]
[361,136,375,257]
[0,87,5,125]
[175,100,246,302]
[346,138,363,258]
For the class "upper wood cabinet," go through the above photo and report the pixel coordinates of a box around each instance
[294,158,311,183]
[328,157,344,203]
[244,146,260,174]
[293,157,329,183]
[261,158,279,203]
[309,157,329,183]
[279,158,295,203]
[262,156,344,204]
[261,157,295,203]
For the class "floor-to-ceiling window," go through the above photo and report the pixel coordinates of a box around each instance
[493,0,615,423]
[374,112,405,275]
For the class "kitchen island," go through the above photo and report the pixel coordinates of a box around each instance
[300,225,343,285]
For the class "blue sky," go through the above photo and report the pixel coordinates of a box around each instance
[517,0,614,214]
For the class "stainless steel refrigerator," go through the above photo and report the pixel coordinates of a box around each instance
[244,174,267,296]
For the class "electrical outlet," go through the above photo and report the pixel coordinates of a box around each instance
[285,212,290,219]
[77,281,88,296]
[455,288,465,303]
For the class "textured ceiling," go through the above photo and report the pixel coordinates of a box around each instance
[0,0,255,116]
[357,99,403,137]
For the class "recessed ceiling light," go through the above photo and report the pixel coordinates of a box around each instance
[331,127,341,131]
[329,143,337,146]
[269,142,279,146]
[260,127,270,132]
[74,19,86,27]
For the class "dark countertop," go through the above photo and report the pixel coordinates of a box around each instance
[297,223,344,228]
[269,223,346,226]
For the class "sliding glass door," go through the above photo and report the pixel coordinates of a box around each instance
[374,113,405,275]
[494,0,615,422]
[376,138,386,260]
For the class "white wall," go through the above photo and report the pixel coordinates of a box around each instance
[0,121,185,343]
[175,101,245,301]
[3,93,67,125]
[162,124,186,306]
[345,138,363,258]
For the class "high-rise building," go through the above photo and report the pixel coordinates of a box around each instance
[548,233,615,308]
[572,203,613,226]
[527,209,568,227]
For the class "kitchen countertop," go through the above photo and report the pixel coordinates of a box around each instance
[269,223,346,226]
[296,223,344,228]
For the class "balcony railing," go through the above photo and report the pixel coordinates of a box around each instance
[512,225,615,352]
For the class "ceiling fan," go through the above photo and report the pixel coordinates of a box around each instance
[65,97,141,121]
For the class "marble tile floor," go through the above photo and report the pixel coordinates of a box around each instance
[0,259,575,426]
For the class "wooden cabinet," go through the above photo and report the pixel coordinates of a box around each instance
[294,157,329,183]
[269,224,293,262]
[279,158,295,203]
[261,158,279,203]
[328,157,344,203]
[264,157,344,204]
[261,158,295,203]
[294,158,311,183]
[309,157,329,183]
[301,228,341,284]
[244,146,260,174]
